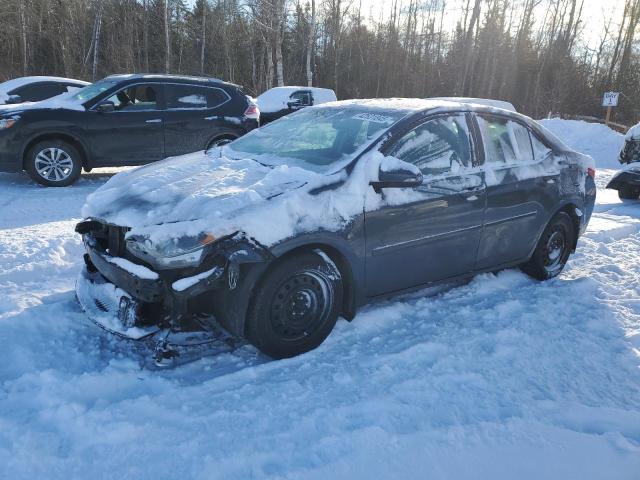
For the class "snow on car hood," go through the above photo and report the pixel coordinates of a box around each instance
[82,150,387,246]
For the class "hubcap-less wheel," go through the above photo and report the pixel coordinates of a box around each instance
[34,147,74,182]
[543,228,566,272]
[270,270,332,341]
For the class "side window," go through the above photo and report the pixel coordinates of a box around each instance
[290,91,312,106]
[388,115,472,176]
[531,134,552,161]
[12,82,66,102]
[165,85,228,110]
[105,84,159,111]
[477,115,534,164]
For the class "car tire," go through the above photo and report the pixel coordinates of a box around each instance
[618,183,640,200]
[246,251,343,359]
[521,212,575,281]
[207,136,237,149]
[26,140,82,187]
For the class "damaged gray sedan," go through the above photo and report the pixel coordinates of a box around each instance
[76,99,596,363]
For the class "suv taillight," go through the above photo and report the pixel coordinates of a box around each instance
[244,104,260,120]
[587,167,596,178]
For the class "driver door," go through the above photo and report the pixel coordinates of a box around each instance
[85,83,165,166]
[365,114,486,297]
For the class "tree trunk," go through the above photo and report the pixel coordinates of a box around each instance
[200,0,207,75]
[19,0,27,75]
[306,0,315,86]
[274,0,285,86]
[92,0,104,81]
[165,0,171,73]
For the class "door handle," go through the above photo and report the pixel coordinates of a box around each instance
[145,119,162,124]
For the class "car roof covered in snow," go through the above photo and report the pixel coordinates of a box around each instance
[0,76,89,95]
[430,97,516,112]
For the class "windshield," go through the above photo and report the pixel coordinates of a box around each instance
[228,106,406,173]
[70,79,118,103]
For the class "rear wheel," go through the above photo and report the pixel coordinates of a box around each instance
[246,251,343,359]
[521,212,575,280]
[207,136,237,149]
[618,183,640,200]
[26,140,82,187]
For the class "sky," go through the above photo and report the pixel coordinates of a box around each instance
[355,0,624,49]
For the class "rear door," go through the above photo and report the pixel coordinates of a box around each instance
[84,83,165,165]
[365,113,486,296]
[163,83,233,156]
[474,114,561,270]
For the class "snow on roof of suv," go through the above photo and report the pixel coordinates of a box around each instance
[0,76,90,104]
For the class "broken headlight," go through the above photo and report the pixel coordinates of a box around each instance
[126,232,217,269]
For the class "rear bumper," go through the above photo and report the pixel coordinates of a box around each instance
[606,169,640,190]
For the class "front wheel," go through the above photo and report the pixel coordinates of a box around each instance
[246,251,343,359]
[521,212,575,280]
[618,183,640,200]
[26,140,82,187]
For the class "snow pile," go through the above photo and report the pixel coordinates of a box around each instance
[540,118,625,169]
[626,122,640,141]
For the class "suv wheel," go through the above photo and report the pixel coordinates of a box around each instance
[207,136,236,149]
[618,183,640,200]
[521,212,575,280]
[246,251,343,359]
[26,140,82,187]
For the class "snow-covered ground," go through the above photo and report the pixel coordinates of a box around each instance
[1,119,639,479]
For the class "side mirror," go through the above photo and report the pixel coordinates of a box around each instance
[370,159,423,193]
[5,94,22,104]
[96,101,115,113]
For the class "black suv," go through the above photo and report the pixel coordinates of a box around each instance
[0,74,259,186]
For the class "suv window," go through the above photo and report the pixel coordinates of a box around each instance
[477,115,534,164]
[165,84,228,109]
[388,115,472,176]
[11,82,67,102]
[105,84,159,111]
[290,91,312,106]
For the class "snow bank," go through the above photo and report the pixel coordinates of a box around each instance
[539,118,625,169]
[1,130,640,478]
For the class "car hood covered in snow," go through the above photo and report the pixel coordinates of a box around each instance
[82,149,381,246]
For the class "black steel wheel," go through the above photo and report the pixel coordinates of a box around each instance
[246,251,343,359]
[521,212,575,280]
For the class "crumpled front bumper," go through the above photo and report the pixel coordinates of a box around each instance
[76,229,272,339]
[76,266,160,339]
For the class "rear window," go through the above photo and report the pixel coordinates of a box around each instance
[165,85,229,109]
